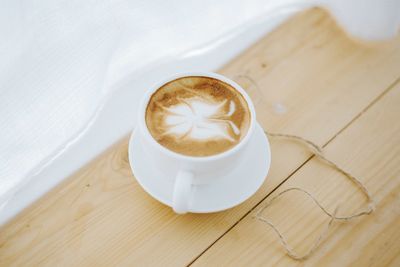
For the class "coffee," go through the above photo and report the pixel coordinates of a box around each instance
[145,76,251,157]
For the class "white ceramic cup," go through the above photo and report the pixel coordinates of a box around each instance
[137,72,256,214]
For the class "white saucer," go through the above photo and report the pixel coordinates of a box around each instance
[129,123,271,213]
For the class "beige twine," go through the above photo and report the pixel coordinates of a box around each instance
[233,74,376,261]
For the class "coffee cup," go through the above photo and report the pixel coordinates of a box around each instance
[137,72,256,213]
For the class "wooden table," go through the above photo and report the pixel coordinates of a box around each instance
[1,8,400,267]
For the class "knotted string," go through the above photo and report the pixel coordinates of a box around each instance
[232,74,375,261]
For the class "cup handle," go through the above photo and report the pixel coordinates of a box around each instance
[172,170,194,214]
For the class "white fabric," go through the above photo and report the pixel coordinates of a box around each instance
[0,0,399,212]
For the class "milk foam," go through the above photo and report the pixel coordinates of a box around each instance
[162,97,239,141]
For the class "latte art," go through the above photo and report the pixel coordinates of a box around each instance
[162,98,239,141]
[146,76,251,157]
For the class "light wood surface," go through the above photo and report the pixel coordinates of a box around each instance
[1,8,400,267]
[192,78,400,267]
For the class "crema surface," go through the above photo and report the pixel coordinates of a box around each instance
[145,76,250,156]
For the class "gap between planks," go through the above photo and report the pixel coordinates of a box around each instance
[187,76,400,266]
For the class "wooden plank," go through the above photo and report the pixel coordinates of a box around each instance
[192,80,400,266]
[1,8,400,266]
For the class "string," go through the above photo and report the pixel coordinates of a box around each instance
[233,74,375,260]
[256,194,339,261]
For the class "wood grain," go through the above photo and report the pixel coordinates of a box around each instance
[1,8,400,267]
[192,81,400,267]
